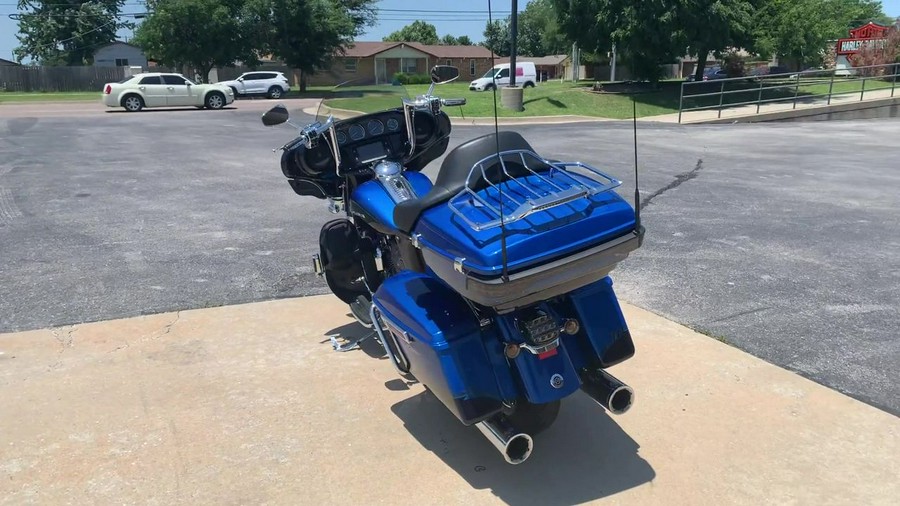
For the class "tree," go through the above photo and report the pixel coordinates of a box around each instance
[441,34,459,45]
[552,0,758,82]
[517,0,568,56]
[383,20,439,44]
[552,0,685,82]
[251,0,377,91]
[752,0,888,68]
[132,0,259,82]
[482,19,510,57]
[479,1,568,58]
[14,0,132,65]
[675,1,755,82]
[850,27,900,75]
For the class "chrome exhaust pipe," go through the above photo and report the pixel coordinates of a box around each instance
[580,367,634,415]
[475,415,533,465]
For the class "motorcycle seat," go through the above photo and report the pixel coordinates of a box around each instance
[394,131,548,234]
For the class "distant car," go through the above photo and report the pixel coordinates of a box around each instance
[469,62,537,91]
[102,73,234,112]
[686,66,729,82]
[748,65,792,81]
[789,67,828,79]
[218,71,291,99]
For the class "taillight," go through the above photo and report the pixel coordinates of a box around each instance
[104,84,111,94]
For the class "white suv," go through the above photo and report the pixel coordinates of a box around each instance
[219,71,290,99]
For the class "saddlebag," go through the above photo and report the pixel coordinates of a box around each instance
[372,271,515,425]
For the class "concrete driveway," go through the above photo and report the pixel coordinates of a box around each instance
[1,296,897,504]
[0,102,897,417]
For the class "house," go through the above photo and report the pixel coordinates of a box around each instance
[496,54,570,81]
[93,41,148,68]
[308,42,499,86]
[0,57,19,66]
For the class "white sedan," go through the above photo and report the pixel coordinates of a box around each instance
[102,72,234,112]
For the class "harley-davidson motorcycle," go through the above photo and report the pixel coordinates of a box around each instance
[260,65,644,464]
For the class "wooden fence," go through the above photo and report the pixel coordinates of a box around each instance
[0,65,126,92]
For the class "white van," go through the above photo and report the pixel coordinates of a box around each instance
[469,62,537,91]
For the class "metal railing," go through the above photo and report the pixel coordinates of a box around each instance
[677,62,900,123]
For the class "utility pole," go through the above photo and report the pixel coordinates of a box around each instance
[611,44,617,82]
[500,0,524,111]
[509,0,518,88]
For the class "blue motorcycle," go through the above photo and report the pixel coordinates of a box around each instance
[261,65,644,464]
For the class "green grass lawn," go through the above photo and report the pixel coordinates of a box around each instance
[0,91,102,104]
[324,81,684,119]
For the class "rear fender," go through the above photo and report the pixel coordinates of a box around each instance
[495,309,581,404]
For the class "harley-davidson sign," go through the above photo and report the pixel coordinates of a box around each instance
[836,22,890,56]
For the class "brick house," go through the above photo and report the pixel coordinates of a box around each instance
[307,42,499,86]
[494,54,571,80]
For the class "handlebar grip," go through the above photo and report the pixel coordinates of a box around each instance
[442,98,466,107]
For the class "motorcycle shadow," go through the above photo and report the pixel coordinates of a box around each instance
[391,390,655,504]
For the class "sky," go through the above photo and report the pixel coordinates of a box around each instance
[2,0,900,63]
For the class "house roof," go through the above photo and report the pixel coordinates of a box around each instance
[0,57,19,65]
[495,54,569,66]
[97,41,143,50]
[343,41,496,59]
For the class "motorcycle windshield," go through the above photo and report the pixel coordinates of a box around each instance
[314,77,411,124]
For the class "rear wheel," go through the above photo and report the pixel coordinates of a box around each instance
[122,94,143,112]
[523,81,535,88]
[508,400,560,435]
[267,86,283,99]
[205,92,225,110]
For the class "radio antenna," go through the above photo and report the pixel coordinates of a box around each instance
[488,1,509,282]
[632,97,641,231]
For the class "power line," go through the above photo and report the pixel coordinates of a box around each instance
[377,8,512,13]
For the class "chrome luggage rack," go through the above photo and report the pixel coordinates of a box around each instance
[447,149,622,232]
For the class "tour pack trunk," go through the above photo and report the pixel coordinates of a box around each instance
[413,168,643,313]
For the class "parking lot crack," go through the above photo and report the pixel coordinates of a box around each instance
[640,158,704,211]
[49,325,75,369]
[154,311,181,339]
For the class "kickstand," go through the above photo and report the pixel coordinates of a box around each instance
[329,331,376,352]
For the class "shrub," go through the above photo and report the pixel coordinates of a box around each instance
[392,72,432,85]
[722,51,747,77]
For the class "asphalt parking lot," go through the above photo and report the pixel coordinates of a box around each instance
[1,100,897,415]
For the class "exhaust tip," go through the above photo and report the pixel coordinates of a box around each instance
[608,385,634,415]
[504,433,533,465]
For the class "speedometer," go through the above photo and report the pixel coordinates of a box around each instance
[336,131,348,145]
[386,118,400,131]
[348,124,365,141]
[367,119,385,135]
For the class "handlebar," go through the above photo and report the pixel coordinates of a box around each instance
[441,98,466,107]
[300,116,335,145]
